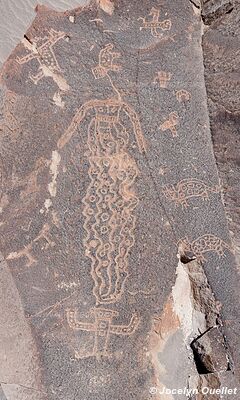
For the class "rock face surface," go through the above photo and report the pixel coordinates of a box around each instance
[202,0,240,270]
[0,1,239,399]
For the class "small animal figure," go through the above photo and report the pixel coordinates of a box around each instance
[159,112,179,137]
[178,234,232,262]
[162,178,221,208]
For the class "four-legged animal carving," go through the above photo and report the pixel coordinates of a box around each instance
[178,234,232,262]
[162,179,221,208]
[67,308,139,359]
[159,112,179,137]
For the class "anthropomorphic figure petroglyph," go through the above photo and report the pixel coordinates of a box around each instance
[58,99,146,305]
[67,308,139,359]
[92,43,121,79]
[138,7,171,38]
[16,29,67,85]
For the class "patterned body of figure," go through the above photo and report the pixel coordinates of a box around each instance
[179,234,232,262]
[58,99,146,304]
[16,29,66,84]
[162,178,221,208]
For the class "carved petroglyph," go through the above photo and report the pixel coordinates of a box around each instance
[154,71,172,88]
[159,112,179,137]
[92,44,122,100]
[67,307,139,359]
[33,223,55,249]
[6,221,56,266]
[58,99,146,304]
[0,91,20,134]
[162,179,221,208]
[6,244,37,267]
[58,99,146,152]
[178,234,233,262]
[92,44,121,79]
[58,281,80,290]
[138,7,171,38]
[16,29,69,90]
[176,89,191,102]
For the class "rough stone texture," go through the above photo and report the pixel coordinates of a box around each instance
[0,1,240,399]
[191,327,229,373]
[202,1,240,271]
[0,254,47,400]
[201,0,234,24]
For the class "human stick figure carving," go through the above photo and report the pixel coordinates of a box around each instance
[16,29,67,86]
[138,7,171,38]
[159,112,179,137]
[67,307,139,359]
[178,234,233,262]
[162,179,221,208]
[92,43,121,79]
[58,99,146,305]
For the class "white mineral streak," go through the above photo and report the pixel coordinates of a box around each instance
[48,151,61,198]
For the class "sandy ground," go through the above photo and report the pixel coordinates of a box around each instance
[0,0,88,65]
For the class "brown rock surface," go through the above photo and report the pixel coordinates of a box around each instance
[0,1,239,399]
[202,0,240,270]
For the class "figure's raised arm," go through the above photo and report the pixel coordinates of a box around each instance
[57,102,93,149]
[122,102,147,154]
[16,52,37,65]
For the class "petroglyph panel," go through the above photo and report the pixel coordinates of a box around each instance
[1,0,239,398]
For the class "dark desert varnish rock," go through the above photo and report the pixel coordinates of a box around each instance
[0,1,239,398]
